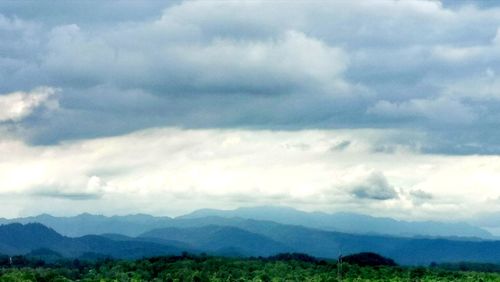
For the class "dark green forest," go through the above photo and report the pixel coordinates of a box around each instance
[1,253,500,282]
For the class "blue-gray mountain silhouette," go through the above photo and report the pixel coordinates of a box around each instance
[1,220,500,265]
[0,206,491,239]
[140,225,288,257]
[180,206,492,238]
[0,223,189,259]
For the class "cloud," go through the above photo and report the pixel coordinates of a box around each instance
[22,175,108,201]
[0,127,498,220]
[0,1,177,27]
[349,172,399,200]
[408,189,433,206]
[331,140,351,151]
[42,26,350,96]
[409,189,433,200]
[0,87,58,122]
[367,97,477,124]
[31,190,102,201]
[2,0,500,153]
[3,0,500,225]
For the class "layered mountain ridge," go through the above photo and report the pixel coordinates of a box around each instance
[0,206,492,239]
[1,206,499,265]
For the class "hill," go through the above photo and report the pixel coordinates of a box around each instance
[141,217,500,265]
[0,223,189,259]
[180,206,493,239]
[140,225,289,257]
[1,206,492,239]
[1,221,500,265]
[0,213,174,237]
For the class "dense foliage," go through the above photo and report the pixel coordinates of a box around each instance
[342,252,397,267]
[0,253,500,281]
[3,222,500,265]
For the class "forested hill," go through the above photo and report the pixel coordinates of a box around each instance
[1,222,500,265]
[0,223,188,259]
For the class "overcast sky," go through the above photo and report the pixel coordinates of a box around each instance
[1,0,500,230]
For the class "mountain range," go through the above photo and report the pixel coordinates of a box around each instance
[1,206,499,265]
[0,206,492,239]
[180,206,493,239]
[0,223,186,259]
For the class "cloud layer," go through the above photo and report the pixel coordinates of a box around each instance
[1,127,499,224]
[1,1,500,229]
[0,0,500,154]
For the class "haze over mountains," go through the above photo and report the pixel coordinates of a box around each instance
[180,206,493,239]
[1,206,500,265]
[0,206,492,239]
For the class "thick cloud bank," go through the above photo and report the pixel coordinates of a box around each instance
[0,127,499,224]
[1,0,500,154]
[1,1,500,228]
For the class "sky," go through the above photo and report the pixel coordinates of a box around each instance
[1,0,500,231]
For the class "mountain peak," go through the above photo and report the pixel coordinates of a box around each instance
[0,222,64,249]
[175,205,493,239]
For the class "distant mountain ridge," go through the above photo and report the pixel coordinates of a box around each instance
[179,206,493,239]
[141,225,289,257]
[0,206,492,239]
[0,213,175,237]
[2,220,500,265]
[0,223,188,259]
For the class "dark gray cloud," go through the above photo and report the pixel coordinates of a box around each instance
[441,0,500,9]
[409,189,433,205]
[0,1,178,27]
[1,0,500,154]
[31,189,103,201]
[350,172,399,201]
[331,140,351,151]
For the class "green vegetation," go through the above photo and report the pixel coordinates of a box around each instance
[1,253,500,281]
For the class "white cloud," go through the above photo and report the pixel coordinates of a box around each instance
[3,1,500,223]
[178,30,350,94]
[0,87,58,122]
[43,24,351,96]
[440,71,500,101]
[0,127,499,221]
